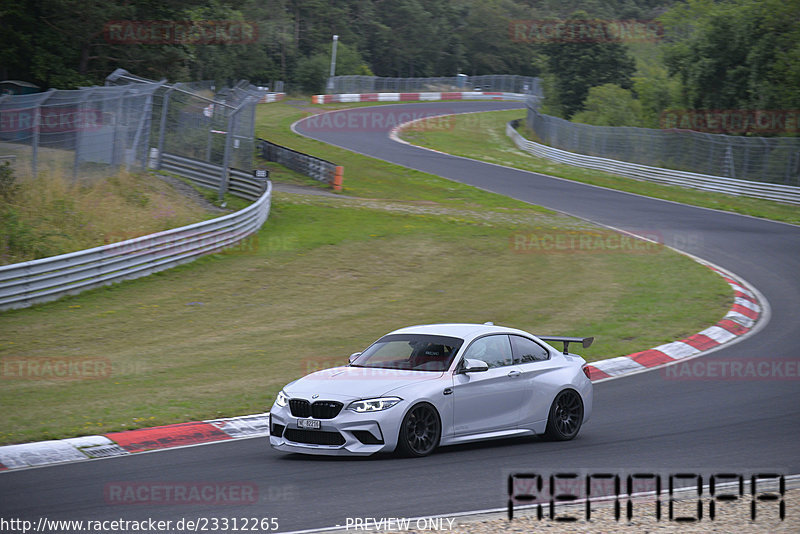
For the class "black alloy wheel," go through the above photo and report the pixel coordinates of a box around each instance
[397,403,441,457]
[544,389,584,441]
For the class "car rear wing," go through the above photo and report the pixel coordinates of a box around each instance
[537,336,594,355]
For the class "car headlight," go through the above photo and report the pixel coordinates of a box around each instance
[275,390,289,407]
[347,397,402,413]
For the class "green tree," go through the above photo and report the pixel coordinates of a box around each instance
[458,0,546,76]
[571,83,643,126]
[632,63,681,128]
[293,41,373,93]
[662,0,800,112]
[540,13,637,118]
[0,0,682,93]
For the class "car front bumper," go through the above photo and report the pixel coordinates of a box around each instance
[268,404,404,456]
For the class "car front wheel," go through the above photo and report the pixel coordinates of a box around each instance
[544,389,584,441]
[397,402,441,457]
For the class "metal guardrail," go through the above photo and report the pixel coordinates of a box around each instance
[257,138,338,184]
[507,120,800,205]
[159,152,267,201]
[0,164,272,311]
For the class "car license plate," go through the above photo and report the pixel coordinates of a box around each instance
[297,419,320,430]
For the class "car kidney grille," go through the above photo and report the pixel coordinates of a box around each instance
[289,399,343,419]
[289,399,311,418]
[283,429,345,446]
[311,401,343,419]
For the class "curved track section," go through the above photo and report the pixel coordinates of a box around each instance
[1,102,798,533]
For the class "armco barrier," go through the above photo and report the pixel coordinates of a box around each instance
[0,172,271,311]
[159,152,267,201]
[507,120,800,205]
[257,138,340,185]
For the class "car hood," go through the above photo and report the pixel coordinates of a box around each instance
[284,366,444,402]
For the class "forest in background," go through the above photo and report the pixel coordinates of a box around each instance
[1,0,798,132]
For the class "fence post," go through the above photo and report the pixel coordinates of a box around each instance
[30,90,55,178]
[73,89,94,180]
[155,84,177,170]
[205,101,214,162]
[110,87,127,169]
[790,150,800,186]
[218,99,249,201]
[129,83,160,170]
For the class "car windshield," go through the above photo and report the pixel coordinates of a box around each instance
[351,334,463,372]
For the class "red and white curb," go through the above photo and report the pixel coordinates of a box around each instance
[584,261,764,381]
[0,414,270,472]
[312,92,528,104]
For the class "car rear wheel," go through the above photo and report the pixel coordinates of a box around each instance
[397,403,441,457]
[544,389,584,441]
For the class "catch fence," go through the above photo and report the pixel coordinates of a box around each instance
[327,75,541,96]
[0,69,267,198]
[526,100,800,186]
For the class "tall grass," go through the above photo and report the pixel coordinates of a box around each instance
[0,166,216,265]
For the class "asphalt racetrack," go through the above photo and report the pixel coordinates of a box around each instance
[1,101,798,532]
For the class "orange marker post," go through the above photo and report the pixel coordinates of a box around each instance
[332,166,344,191]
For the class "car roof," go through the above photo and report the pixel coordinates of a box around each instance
[386,323,537,342]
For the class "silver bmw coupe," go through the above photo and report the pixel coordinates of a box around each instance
[269,323,593,457]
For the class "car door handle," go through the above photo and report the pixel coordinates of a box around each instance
[507,370,521,378]
[443,387,453,395]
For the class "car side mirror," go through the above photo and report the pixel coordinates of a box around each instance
[462,358,489,373]
[348,352,361,364]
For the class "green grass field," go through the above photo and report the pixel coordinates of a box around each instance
[0,100,733,445]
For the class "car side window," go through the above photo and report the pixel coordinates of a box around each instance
[463,335,513,368]
[510,335,550,363]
